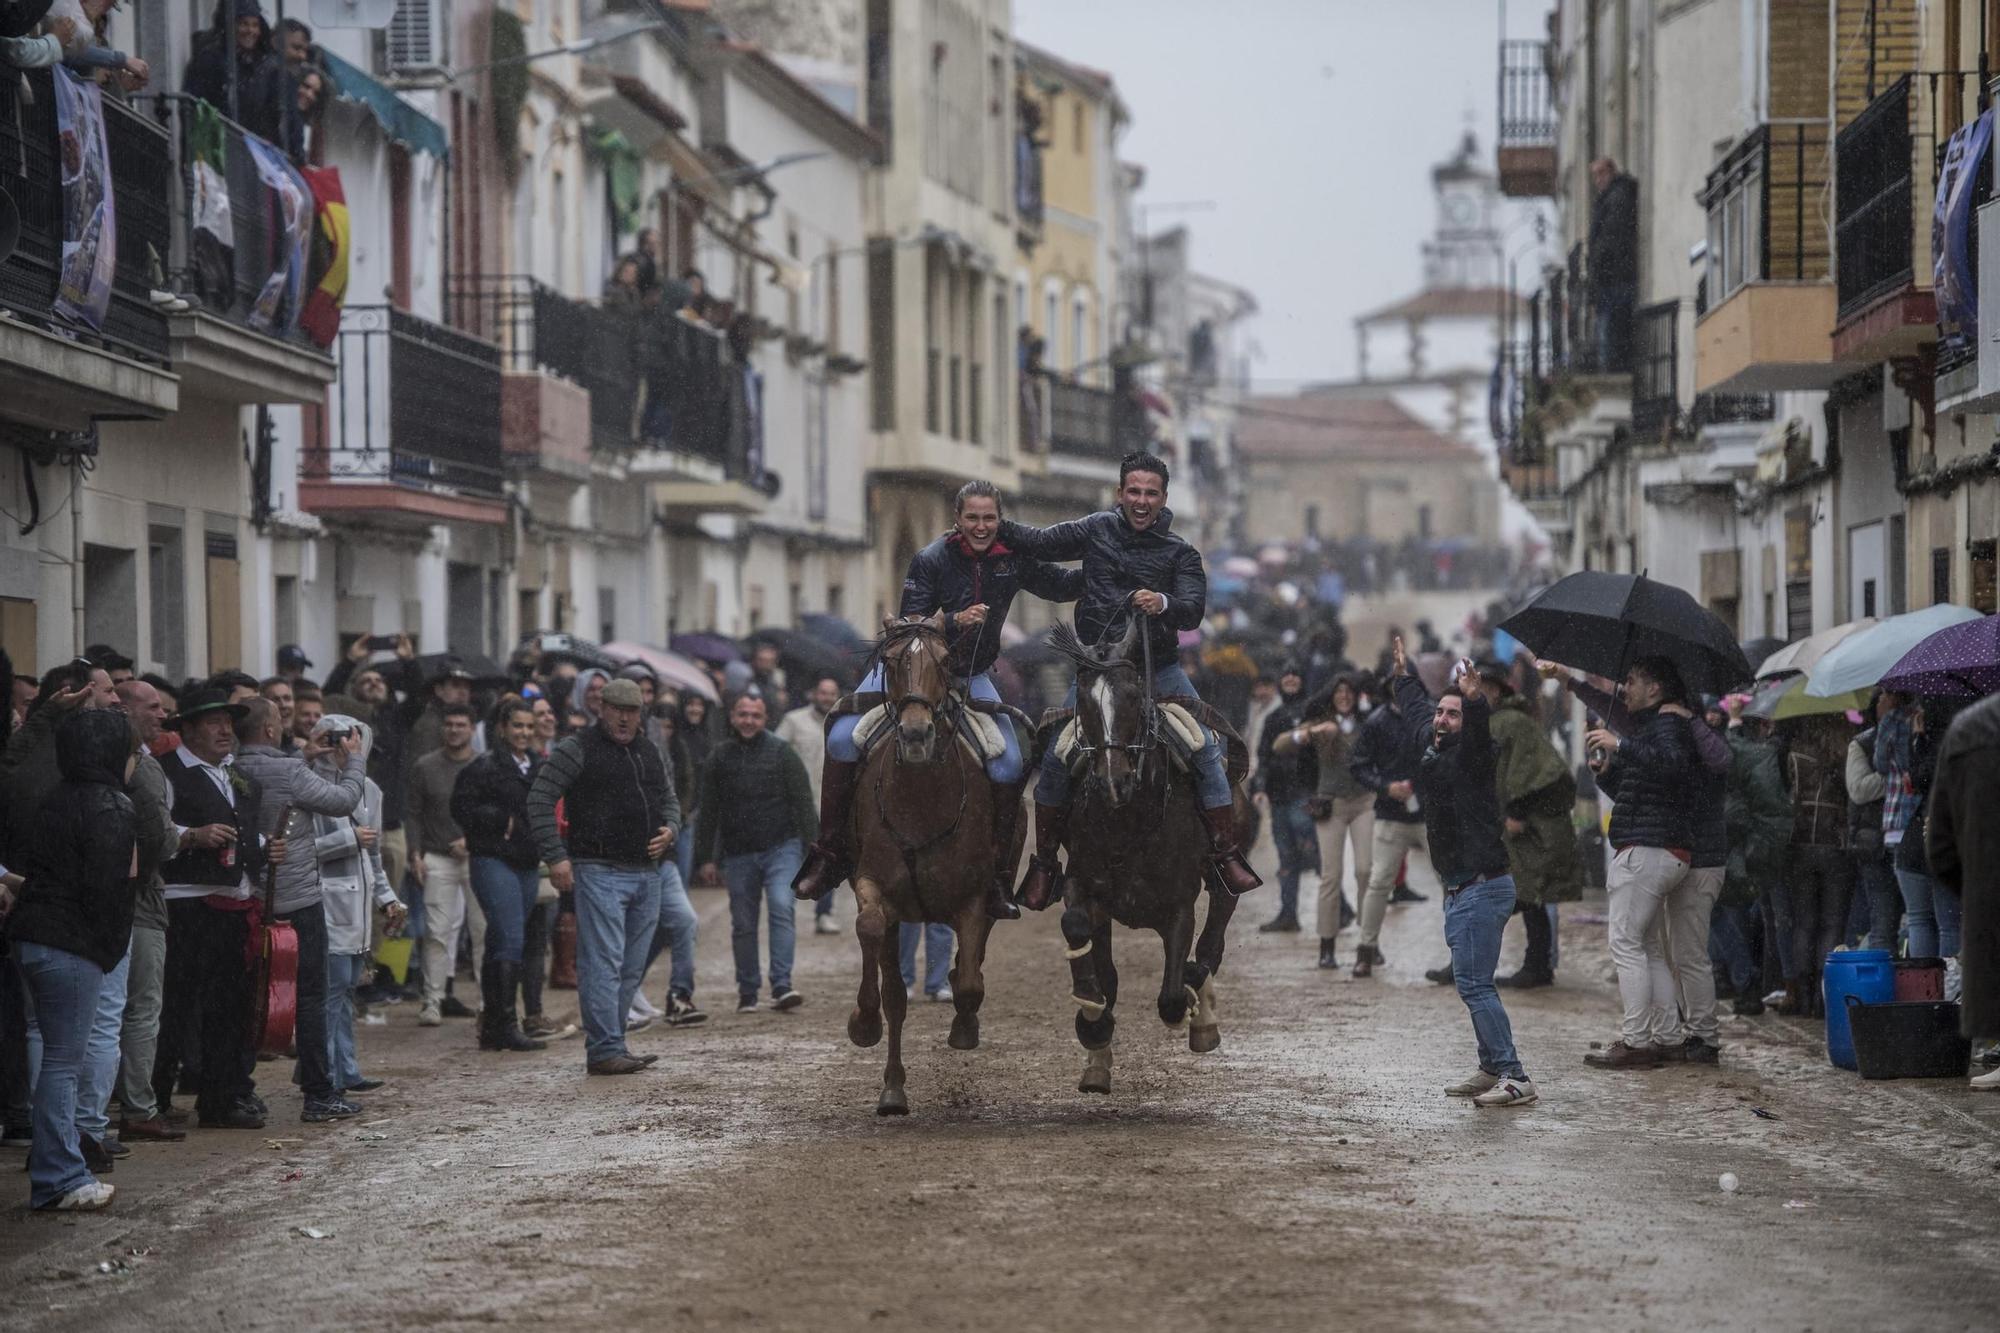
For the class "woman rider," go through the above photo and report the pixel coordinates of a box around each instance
[791,481,1083,921]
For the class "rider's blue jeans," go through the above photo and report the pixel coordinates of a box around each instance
[1035,662,1232,810]
[826,667,1023,784]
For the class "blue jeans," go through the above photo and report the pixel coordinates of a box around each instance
[1036,662,1231,809]
[1442,876,1527,1081]
[828,669,1023,784]
[1270,798,1319,918]
[326,952,370,1092]
[1856,852,1903,953]
[573,862,663,1064]
[1708,901,1759,995]
[1896,864,1962,957]
[470,857,541,965]
[676,810,699,885]
[645,861,699,999]
[899,922,955,995]
[724,839,804,1001]
[77,943,130,1142]
[18,941,104,1208]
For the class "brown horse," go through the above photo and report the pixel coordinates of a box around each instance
[1048,619,1242,1094]
[845,614,1021,1115]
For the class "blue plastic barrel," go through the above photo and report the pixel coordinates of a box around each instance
[1823,949,1895,1070]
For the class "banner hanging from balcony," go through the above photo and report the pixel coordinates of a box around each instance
[299,166,349,351]
[243,135,313,336]
[187,99,235,312]
[50,68,115,331]
[1933,107,1992,346]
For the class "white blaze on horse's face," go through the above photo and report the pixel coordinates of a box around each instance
[884,618,948,764]
[1088,670,1140,806]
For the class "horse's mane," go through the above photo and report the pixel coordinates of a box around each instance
[1048,621,1138,674]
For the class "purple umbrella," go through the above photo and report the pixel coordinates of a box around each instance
[670,632,744,666]
[1878,614,2000,698]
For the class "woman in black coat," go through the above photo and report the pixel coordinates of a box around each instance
[9,708,137,1211]
[450,698,545,1054]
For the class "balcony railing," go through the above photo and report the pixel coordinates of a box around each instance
[449,277,735,470]
[1836,76,1916,321]
[313,306,505,499]
[160,95,319,349]
[1048,378,1118,458]
[1630,300,1679,440]
[1699,122,1829,318]
[1689,392,1776,428]
[1498,40,1556,149]
[0,69,173,366]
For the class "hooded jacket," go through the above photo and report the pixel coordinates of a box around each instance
[899,532,1085,677]
[1723,728,1791,908]
[306,717,397,955]
[1487,694,1582,905]
[181,0,284,145]
[998,508,1206,663]
[7,709,139,971]
[451,743,543,868]
[232,734,366,915]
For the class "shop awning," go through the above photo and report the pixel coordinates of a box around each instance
[319,50,450,161]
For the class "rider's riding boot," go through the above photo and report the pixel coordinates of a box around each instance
[985,781,1025,921]
[1198,805,1264,897]
[792,759,859,902]
[1015,802,1070,912]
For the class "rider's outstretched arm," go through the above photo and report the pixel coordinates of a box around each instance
[997,515,1094,562]
[1019,556,1085,604]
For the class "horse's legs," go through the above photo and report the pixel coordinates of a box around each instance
[947,897,990,1051]
[1192,879,1239,977]
[875,917,910,1116]
[1077,916,1117,1094]
[1186,880,1237,1053]
[848,876,886,1049]
[1156,903,1197,1028]
[1061,896,1106,1018]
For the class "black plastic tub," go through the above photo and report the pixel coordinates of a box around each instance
[1845,997,1971,1080]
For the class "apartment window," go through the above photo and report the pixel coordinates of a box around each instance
[1304,504,1321,539]
[1703,147,1764,307]
[83,545,137,669]
[1073,100,1085,155]
[598,586,616,644]
[148,524,185,680]
[1071,292,1090,374]
[1932,547,1952,604]
[1043,282,1061,365]
[274,575,299,649]
[551,168,568,291]
[825,240,842,355]
[869,241,896,430]
[827,583,845,619]
[447,562,485,655]
[786,223,801,333]
[1888,514,1908,613]
[991,290,1011,461]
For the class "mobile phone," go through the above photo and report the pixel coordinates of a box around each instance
[365,634,399,652]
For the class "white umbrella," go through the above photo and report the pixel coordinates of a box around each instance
[1802,605,1984,697]
[599,641,721,702]
[1756,618,1873,679]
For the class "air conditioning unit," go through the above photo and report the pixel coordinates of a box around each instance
[385,0,449,79]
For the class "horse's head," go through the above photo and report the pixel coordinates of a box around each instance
[876,612,951,764]
[1056,618,1152,808]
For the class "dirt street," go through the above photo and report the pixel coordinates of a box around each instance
[4,826,1996,1332]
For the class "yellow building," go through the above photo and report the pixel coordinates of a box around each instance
[1009,41,1131,632]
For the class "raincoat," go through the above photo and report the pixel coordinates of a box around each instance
[1488,695,1580,905]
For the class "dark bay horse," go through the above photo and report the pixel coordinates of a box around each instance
[845,614,1022,1114]
[1049,619,1242,1094]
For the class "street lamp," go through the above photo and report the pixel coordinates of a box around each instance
[448,22,674,82]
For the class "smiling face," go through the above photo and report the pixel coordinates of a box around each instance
[1434,693,1464,738]
[728,695,766,740]
[956,493,1000,552]
[1118,469,1166,532]
[440,713,474,754]
[236,16,262,53]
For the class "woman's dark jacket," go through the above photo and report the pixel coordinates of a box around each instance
[899,532,1084,676]
[7,709,139,971]
[450,749,542,869]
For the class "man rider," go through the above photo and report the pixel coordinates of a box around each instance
[791,481,1084,921]
[1006,452,1263,906]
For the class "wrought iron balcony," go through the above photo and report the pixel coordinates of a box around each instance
[1048,378,1118,458]
[1835,76,1916,322]
[1630,300,1680,441]
[1496,39,1557,197]
[0,68,174,368]
[302,306,506,520]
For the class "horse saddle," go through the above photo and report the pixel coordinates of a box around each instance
[848,693,1010,765]
[1042,701,1243,785]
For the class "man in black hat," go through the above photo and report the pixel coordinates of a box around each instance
[404,658,476,772]
[153,688,285,1130]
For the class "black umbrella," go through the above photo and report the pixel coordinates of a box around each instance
[748,627,855,682]
[414,651,509,686]
[1495,571,1753,696]
[1739,636,1787,678]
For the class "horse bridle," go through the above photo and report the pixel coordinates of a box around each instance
[872,619,973,857]
[1073,609,1167,775]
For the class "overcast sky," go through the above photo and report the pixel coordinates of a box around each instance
[1012,0,1550,387]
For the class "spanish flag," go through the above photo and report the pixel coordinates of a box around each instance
[299,165,348,350]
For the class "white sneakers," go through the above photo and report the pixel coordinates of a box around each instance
[1969,1067,2000,1091]
[1473,1076,1538,1108]
[928,986,954,1003]
[417,1002,442,1027]
[1445,1071,1501,1098]
[814,915,842,936]
[45,1181,117,1211]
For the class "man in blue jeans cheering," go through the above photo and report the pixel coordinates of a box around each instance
[1390,636,1539,1108]
[527,678,679,1076]
[1008,452,1262,908]
[696,692,817,1014]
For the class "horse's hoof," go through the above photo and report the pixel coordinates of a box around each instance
[876,1087,910,1116]
[947,1016,980,1050]
[1078,1047,1112,1094]
[1072,994,1107,1020]
[1188,1024,1221,1054]
[848,1008,883,1048]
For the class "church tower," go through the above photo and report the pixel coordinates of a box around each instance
[1422,131,1503,290]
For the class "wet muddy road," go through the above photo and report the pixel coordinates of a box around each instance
[5,842,1998,1332]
